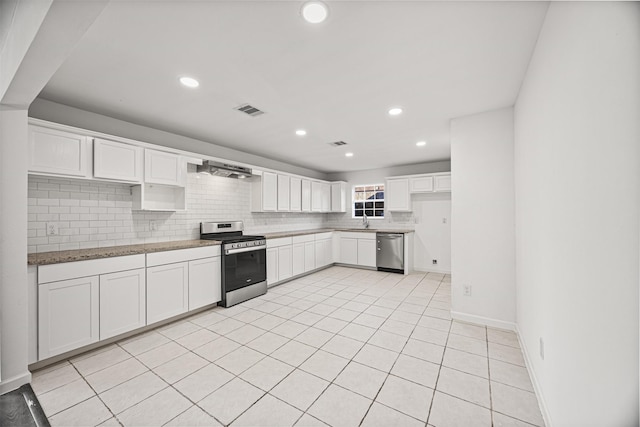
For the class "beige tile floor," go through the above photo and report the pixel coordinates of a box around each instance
[32,266,545,427]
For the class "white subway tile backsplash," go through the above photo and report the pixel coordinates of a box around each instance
[28,165,326,253]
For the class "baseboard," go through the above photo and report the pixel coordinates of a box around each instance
[413,266,452,275]
[516,324,553,427]
[450,311,516,331]
[0,371,32,395]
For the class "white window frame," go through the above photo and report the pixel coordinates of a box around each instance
[352,184,385,219]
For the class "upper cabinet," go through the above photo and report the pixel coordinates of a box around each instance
[277,175,290,211]
[144,149,185,187]
[301,179,311,212]
[311,181,322,212]
[251,171,278,212]
[290,177,302,212]
[331,182,347,213]
[28,125,91,178]
[93,138,143,183]
[434,174,452,192]
[409,176,434,193]
[387,172,452,212]
[386,178,411,211]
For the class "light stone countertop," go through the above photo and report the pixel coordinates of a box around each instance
[28,239,221,266]
[261,228,414,239]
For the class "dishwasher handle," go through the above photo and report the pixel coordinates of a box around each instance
[376,233,404,239]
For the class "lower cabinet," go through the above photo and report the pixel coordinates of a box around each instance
[338,232,377,268]
[267,248,278,286]
[292,242,305,276]
[100,268,146,340]
[268,233,331,286]
[146,262,189,324]
[266,237,293,286]
[315,236,332,268]
[304,241,316,272]
[189,257,221,310]
[38,276,100,359]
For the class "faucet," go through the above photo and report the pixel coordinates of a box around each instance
[362,213,370,229]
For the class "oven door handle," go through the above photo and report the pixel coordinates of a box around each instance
[225,246,265,255]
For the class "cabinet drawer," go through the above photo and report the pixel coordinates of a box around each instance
[267,237,293,248]
[146,246,220,267]
[292,234,315,244]
[38,254,145,284]
[314,232,333,241]
[339,231,376,240]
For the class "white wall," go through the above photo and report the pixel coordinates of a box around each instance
[514,2,640,425]
[326,161,451,273]
[450,108,515,328]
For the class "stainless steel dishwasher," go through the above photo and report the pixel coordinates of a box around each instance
[376,233,404,273]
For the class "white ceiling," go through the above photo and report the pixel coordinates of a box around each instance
[39,1,548,173]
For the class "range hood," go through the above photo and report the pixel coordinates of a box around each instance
[197,160,254,179]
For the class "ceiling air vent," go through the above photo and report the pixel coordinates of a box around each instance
[234,103,265,117]
[328,141,348,147]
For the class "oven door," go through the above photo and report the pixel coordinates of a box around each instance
[222,246,267,293]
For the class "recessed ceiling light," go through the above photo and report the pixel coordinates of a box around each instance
[388,107,403,116]
[416,141,427,147]
[345,152,354,157]
[179,76,199,88]
[296,130,307,136]
[301,1,328,24]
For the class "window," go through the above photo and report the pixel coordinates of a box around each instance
[353,184,384,218]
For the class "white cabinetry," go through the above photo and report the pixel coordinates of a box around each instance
[357,239,377,267]
[252,171,278,212]
[266,237,293,286]
[321,183,331,212]
[146,262,189,324]
[131,184,186,211]
[337,232,377,267]
[434,174,452,192]
[144,149,185,186]
[277,175,290,211]
[331,182,347,212]
[386,178,411,211]
[189,256,221,310]
[409,176,434,193]
[292,234,315,276]
[93,138,143,183]
[290,177,302,212]
[99,268,146,340]
[301,179,311,212]
[292,242,305,276]
[28,125,91,178]
[315,232,333,268]
[311,181,322,212]
[38,276,99,359]
[37,254,145,359]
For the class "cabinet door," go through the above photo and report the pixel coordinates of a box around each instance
[266,248,278,286]
[304,241,315,272]
[311,181,322,212]
[28,125,90,178]
[331,182,346,212]
[340,238,358,265]
[290,177,302,212]
[292,242,305,276]
[277,175,290,211]
[38,276,99,359]
[301,179,312,212]
[386,178,411,211]
[314,240,325,268]
[145,149,184,186]
[357,239,377,267]
[94,138,143,183]
[321,183,331,212]
[262,172,278,211]
[189,257,221,310]
[146,262,188,324]
[278,245,293,282]
[100,268,146,340]
[434,174,452,192]
[409,176,434,193]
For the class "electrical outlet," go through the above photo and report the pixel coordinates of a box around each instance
[150,220,157,231]
[442,217,447,224]
[46,222,59,236]
[539,337,545,360]
[432,259,438,265]
[463,285,471,296]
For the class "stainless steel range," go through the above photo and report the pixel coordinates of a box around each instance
[200,221,267,307]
